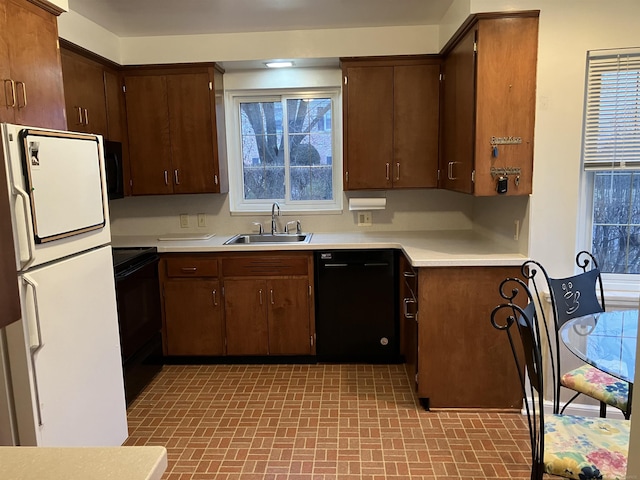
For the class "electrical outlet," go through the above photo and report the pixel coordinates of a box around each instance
[179,214,189,228]
[357,211,372,227]
[197,213,206,227]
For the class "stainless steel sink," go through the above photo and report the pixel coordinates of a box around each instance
[223,233,312,245]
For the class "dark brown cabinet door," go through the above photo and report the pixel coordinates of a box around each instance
[473,16,538,196]
[166,73,217,194]
[164,279,224,356]
[440,27,476,194]
[104,69,125,142]
[417,266,524,409]
[393,64,440,188]
[124,75,173,195]
[0,0,12,123]
[2,0,66,129]
[60,50,108,136]
[268,278,311,355]
[224,279,269,355]
[343,66,394,190]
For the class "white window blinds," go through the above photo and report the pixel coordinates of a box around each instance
[584,49,640,170]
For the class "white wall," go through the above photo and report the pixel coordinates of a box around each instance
[57,10,122,63]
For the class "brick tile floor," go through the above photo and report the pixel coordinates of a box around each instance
[124,364,533,479]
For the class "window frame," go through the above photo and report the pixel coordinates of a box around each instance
[578,47,640,295]
[226,88,343,215]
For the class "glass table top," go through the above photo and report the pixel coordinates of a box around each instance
[559,309,638,384]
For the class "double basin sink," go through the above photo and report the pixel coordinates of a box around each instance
[224,233,312,245]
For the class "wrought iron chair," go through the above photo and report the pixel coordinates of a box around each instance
[523,251,630,419]
[491,278,630,480]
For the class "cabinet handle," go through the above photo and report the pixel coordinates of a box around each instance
[212,289,218,306]
[4,79,16,107]
[396,162,400,181]
[259,289,263,305]
[403,271,416,278]
[385,162,390,180]
[403,297,417,319]
[174,169,180,185]
[83,108,89,125]
[164,170,169,185]
[16,81,27,108]
[76,106,83,125]
[447,161,458,180]
[270,289,274,305]
[180,267,197,273]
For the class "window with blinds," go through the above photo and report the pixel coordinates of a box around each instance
[583,49,640,275]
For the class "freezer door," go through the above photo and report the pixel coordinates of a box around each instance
[1,123,111,271]
[5,246,128,446]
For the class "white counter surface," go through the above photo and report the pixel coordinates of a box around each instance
[0,446,167,480]
[112,230,527,267]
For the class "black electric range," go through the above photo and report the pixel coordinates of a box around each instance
[112,246,163,405]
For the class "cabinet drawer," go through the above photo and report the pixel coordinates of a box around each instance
[165,257,218,277]
[222,255,308,276]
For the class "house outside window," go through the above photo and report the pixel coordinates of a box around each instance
[581,48,640,279]
[227,89,342,213]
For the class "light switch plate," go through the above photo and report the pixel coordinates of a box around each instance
[179,214,189,228]
[197,213,206,227]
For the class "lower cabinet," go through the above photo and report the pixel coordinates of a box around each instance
[416,266,524,409]
[224,277,312,355]
[160,252,315,357]
[222,253,314,356]
[161,255,224,356]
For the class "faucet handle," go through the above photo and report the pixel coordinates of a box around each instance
[285,221,296,234]
[285,220,302,234]
[252,222,264,235]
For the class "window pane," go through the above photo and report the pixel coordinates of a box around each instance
[240,101,284,200]
[287,98,333,201]
[591,171,640,274]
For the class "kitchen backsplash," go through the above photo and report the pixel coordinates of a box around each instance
[108,189,529,252]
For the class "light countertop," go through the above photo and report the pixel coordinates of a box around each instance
[112,230,527,267]
[0,446,167,480]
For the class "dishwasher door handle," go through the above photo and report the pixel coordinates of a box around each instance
[323,263,349,268]
[364,263,389,267]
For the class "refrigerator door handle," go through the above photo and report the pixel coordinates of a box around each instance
[22,275,45,427]
[13,184,36,269]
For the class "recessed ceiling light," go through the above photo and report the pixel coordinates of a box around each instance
[265,61,294,68]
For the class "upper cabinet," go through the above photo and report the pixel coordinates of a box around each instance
[341,56,441,190]
[440,12,539,196]
[123,65,228,195]
[0,0,66,129]
[60,48,109,137]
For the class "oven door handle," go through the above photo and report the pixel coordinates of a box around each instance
[115,255,159,280]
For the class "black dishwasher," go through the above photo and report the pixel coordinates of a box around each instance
[315,249,399,362]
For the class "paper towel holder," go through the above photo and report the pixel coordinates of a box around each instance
[348,197,387,211]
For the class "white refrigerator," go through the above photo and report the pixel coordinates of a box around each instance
[0,123,128,446]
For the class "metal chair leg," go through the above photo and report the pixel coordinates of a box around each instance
[599,401,607,418]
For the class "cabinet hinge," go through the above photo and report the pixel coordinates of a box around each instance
[308,284,312,297]
[437,169,440,181]
[310,335,314,346]
[471,170,476,183]
[473,41,477,53]
[209,81,213,90]
[345,171,349,184]
[122,85,126,93]
[439,73,444,81]
[415,373,418,384]
[344,76,348,85]
[214,174,219,185]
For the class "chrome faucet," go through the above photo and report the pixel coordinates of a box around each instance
[271,202,280,234]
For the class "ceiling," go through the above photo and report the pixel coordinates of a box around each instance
[67,0,454,38]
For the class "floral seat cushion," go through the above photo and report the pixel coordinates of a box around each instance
[561,364,629,412]
[544,414,629,480]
